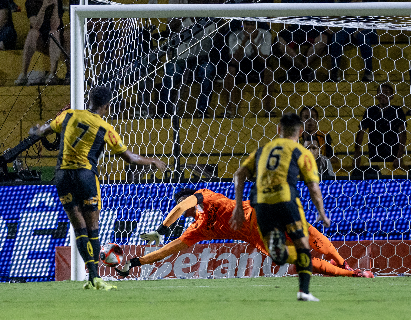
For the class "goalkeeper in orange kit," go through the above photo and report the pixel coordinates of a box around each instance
[115,188,373,278]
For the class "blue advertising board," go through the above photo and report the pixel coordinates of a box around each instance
[0,179,409,282]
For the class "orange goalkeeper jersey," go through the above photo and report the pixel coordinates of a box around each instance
[178,189,267,254]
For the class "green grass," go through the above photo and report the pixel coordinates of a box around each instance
[1,277,409,320]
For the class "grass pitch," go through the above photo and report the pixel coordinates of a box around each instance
[1,276,409,320]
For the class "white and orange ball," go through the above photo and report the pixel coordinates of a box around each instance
[100,243,123,267]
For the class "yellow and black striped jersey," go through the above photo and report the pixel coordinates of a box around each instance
[50,109,127,174]
[242,138,319,205]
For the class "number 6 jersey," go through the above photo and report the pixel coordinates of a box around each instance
[241,138,319,205]
[50,109,127,174]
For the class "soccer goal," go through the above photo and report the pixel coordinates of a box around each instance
[69,1,411,281]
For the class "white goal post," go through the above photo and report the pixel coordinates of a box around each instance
[69,2,411,281]
[70,2,411,111]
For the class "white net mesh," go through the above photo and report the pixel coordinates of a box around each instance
[3,2,411,280]
[79,10,411,182]
[68,2,411,278]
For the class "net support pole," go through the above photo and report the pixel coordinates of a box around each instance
[70,3,86,282]
[70,225,86,281]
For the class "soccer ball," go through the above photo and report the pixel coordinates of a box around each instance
[100,243,123,267]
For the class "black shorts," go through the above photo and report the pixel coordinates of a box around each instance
[254,199,308,241]
[55,169,101,211]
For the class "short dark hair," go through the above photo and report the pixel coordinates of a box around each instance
[174,188,196,203]
[89,86,112,109]
[299,106,319,119]
[303,134,320,145]
[378,83,394,96]
[280,113,302,137]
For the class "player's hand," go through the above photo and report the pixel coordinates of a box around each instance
[316,214,331,228]
[229,205,246,231]
[29,124,40,137]
[140,231,163,245]
[153,159,167,172]
[115,260,131,277]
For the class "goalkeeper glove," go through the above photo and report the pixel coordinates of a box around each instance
[140,231,163,245]
[115,258,141,277]
[140,224,169,245]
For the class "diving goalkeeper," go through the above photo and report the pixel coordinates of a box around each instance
[115,188,373,278]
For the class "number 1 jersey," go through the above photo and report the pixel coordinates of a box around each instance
[50,109,127,174]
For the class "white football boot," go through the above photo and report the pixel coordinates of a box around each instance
[297,292,320,302]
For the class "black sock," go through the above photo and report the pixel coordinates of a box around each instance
[296,248,312,294]
[74,228,98,282]
[130,257,141,268]
[88,229,100,269]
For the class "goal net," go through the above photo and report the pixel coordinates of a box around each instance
[68,1,411,280]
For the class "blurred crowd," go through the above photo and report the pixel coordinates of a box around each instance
[0,0,407,174]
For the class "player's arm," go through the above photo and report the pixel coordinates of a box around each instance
[116,195,201,276]
[116,239,189,277]
[230,165,253,230]
[140,194,200,245]
[29,108,69,138]
[300,151,330,228]
[118,149,167,172]
[306,181,330,228]
[29,123,55,138]
[163,195,199,226]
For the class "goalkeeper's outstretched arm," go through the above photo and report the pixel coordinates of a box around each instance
[116,195,199,276]
[116,239,189,277]
[140,194,199,245]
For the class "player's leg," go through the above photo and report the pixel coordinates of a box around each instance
[83,209,100,275]
[80,173,102,268]
[77,170,116,290]
[65,206,100,288]
[287,199,319,301]
[308,224,353,271]
[312,258,373,278]
[46,4,62,84]
[55,169,99,289]
[263,227,289,265]
[15,29,43,85]
[292,235,317,299]
[255,204,289,266]
[283,237,356,277]
[312,257,353,277]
